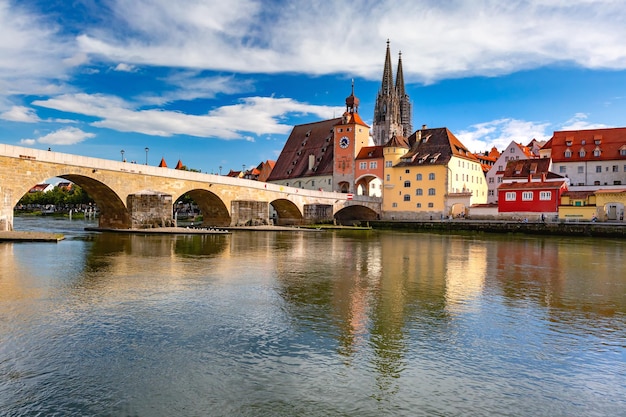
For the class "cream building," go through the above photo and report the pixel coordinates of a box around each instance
[382,127,487,219]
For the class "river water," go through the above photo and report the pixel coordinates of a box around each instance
[1,217,624,416]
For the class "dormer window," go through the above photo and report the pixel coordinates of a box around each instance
[581,139,586,145]
[579,149,586,157]
[565,140,572,146]
[564,149,572,158]
[594,147,601,157]
[620,145,626,156]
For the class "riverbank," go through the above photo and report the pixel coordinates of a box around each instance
[368,219,626,238]
[0,230,65,242]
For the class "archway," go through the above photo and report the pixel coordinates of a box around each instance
[175,189,231,227]
[334,205,378,225]
[270,199,303,225]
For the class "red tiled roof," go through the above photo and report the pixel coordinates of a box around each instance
[498,180,567,191]
[356,146,383,160]
[396,127,478,167]
[549,127,626,163]
[159,157,168,168]
[501,158,560,180]
[175,160,184,170]
[267,118,341,181]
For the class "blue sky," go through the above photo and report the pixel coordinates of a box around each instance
[2,0,626,175]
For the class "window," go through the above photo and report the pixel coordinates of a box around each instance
[505,192,516,201]
[311,180,315,187]
[522,191,533,201]
[613,165,619,172]
[594,148,601,157]
[428,203,434,208]
[579,150,586,157]
[620,149,626,156]
[385,161,392,167]
[428,173,435,180]
[428,188,436,196]
[369,161,377,169]
[596,166,602,173]
[488,190,494,196]
[404,181,411,188]
[359,162,367,169]
[559,166,566,173]
[386,174,390,181]
[404,194,410,201]
[415,173,422,181]
[510,147,515,153]
[417,203,422,208]
[564,150,572,158]
[416,188,423,196]
[578,166,584,174]
[405,169,410,174]
[489,177,494,183]
[540,191,552,200]
[392,202,398,208]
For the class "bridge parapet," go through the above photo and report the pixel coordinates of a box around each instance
[0,143,382,230]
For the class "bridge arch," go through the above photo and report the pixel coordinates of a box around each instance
[334,204,379,225]
[15,174,131,229]
[270,199,303,225]
[174,189,231,227]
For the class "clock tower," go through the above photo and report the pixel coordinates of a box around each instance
[333,82,370,193]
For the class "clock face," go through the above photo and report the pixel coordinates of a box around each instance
[339,136,350,149]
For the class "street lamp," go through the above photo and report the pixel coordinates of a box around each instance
[121,149,125,162]
[219,165,222,175]
[145,147,149,165]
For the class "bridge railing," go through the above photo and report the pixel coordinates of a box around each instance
[0,143,381,203]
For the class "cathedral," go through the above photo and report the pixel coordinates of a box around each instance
[372,40,413,146]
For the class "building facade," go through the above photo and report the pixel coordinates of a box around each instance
[486,141,536,204]
[382,127,487,219]
[267,86,369,193]
[541,127,626,188]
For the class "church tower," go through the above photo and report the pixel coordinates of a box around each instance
[373,41,412,146]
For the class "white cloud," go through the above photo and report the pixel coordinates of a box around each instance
[32,93,343,139]
[0,106,40,122]
[114,63,137,72]
[0,0,79,96]
[20,127,96,146]
[457,118,551,153]
[72,0,626,81]
[560,113,612,131]
[141,72,254,105]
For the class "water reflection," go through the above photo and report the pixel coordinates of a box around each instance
[2,220,625,416]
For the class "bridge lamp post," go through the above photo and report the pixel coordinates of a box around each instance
[219,165,222,175]
[145,147,149,165]
[121,149,125,162]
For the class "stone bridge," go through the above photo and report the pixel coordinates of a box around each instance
[0,144,381,231]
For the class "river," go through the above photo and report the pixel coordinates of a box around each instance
[1,217,624,416]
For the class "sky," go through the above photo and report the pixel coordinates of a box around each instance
[2,0,626,176]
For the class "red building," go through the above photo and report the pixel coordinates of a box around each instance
[498,177,568,214]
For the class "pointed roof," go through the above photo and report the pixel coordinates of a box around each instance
[345,79,360,112]
[395,127,479,167]
[380,39,394,96]
[175,159,184,170]
[395,51,406,97]
[383,132,410,148]
[158,157,168,168]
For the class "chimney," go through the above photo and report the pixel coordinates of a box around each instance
[422,124,427,130]
[308,154,315,171]
[541,172,547,182]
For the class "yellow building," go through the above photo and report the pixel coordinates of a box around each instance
[382,127,487,219]
[559,189,626,221]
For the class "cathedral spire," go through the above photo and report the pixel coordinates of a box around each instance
[380,39,394,96]
[395,51,406,97]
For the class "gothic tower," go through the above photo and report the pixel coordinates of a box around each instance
[373,41,413,145]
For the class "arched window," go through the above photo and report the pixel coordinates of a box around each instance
[416,173,422,181]
[416,188,423,196]
[403,194,410,201]
[428,188,436,195]
[428,173,435,180]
